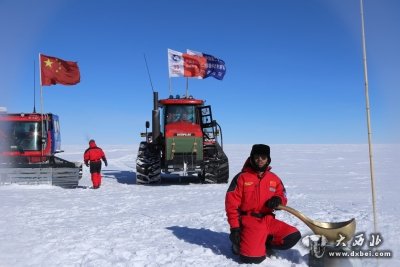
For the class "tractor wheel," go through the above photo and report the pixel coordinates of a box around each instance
[136,142,161,184]
[201,143,229,184]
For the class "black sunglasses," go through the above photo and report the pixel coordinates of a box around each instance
[253,154,268,160]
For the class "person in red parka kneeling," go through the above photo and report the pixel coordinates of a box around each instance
[84,139,108,189]
[225,144,301,264]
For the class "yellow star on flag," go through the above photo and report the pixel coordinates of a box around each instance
[44,58,53,68]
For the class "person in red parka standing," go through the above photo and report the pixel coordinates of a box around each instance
[84,139,108,189]
[225,144,301,264]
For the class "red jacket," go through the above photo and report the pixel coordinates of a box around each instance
[225,158,287,229]
[84,140,106,165]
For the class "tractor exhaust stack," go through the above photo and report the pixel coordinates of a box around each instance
[152,91,160,143]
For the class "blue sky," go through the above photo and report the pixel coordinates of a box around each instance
[1,0,399,145]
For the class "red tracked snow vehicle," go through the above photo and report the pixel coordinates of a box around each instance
[0,110,82,187]
[136,92,229,184]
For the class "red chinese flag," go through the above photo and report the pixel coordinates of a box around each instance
[40,54,80,86]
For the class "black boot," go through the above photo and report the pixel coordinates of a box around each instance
[269,231,301,250]
[231,243,239,255]
[265,235,276,257]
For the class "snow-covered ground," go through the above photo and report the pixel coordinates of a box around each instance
[0,144,398,267]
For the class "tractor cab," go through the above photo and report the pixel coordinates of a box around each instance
[0,111,82,188]
[164,104,196,124]
[3,120,42,152]
[160,96,203,134]
[159,95,219,143]
[0,113,62,163]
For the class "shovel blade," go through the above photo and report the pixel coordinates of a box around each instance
[307,218,356,242]
[278,205,356,243]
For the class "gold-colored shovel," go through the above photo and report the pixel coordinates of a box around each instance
[277,204,356,243]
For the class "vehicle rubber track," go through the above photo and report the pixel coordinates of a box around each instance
[201,143,229,184]
[136,142,161,184]
[0,156,82,188]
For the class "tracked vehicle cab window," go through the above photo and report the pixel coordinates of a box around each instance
[1,121,42,151]
[165,105,195,124]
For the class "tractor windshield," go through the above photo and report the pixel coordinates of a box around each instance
[165,105,195,124]
[0,121,42,151]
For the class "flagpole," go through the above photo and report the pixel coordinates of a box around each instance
[33,60,36,113]
[169,77,172,96]
[360,0,377,233]
[39,53,44,158]
[186,78,189,97]
[168,49,172,96]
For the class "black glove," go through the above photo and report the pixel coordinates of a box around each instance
[104,161,108,167]
[229,228,241,246]
[265,196,282,209]
[85,162,89,167]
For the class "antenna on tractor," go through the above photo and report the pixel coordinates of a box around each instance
[143,53,155,92]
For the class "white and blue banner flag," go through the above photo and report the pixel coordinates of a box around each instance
[187,49,226,80]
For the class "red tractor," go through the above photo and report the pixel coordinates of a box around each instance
[136,92,229,184]
[0,110,82,187]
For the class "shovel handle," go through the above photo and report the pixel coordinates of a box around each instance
[277,204,316,228]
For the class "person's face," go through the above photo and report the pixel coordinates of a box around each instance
[253,154,268,168]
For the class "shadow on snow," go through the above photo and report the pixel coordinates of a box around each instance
[166,226,239,262]
[167,226,312,265]
[101,171,219,186]
[157,174,203,185]
[103,170,136,184]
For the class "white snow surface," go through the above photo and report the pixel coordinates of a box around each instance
[0,144,399,267]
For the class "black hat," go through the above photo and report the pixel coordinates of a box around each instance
[250,144,270,158]
[250,144,271,172]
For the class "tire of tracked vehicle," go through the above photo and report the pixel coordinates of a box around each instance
[201,148,229,184]
[136,142,161,184]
